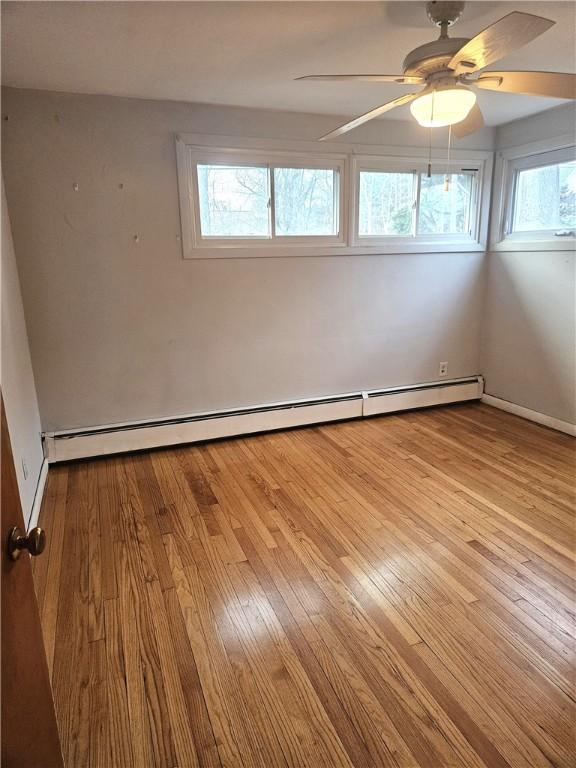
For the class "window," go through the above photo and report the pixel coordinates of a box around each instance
[197,164,270,238]
[496,144,576,246]
[176,135,490,257]
[183,147,344,249]
[355,162,478,243]
[358,172,415,237]
[273,167,338,236]
[196,163,340,240]
[418,173,474,235]
[511,159,575,235]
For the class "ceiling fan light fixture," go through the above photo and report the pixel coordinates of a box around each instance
[410,85,476,127]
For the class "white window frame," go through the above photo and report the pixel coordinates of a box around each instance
[351,156,483,249]
[190,149,346,248]
[491,134,576,252]
[176,133,492,259]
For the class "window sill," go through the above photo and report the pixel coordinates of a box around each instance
[183,240,485,259]
[490,239,576,253]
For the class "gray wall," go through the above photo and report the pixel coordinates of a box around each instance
[482,104,576,425]
[2,88,493,432]
[1,178,44,521]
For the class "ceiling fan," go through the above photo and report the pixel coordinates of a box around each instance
[297,1,576,140]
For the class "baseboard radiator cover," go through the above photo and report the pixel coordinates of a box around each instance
[44,376,484,462]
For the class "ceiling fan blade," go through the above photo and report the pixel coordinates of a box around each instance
[452,103,484,138]
[474,71,576,99]
[319,91,422,141]
[296,74,425,84]
[449,12,555,74]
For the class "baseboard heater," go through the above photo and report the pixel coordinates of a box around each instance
[43,375,484,462]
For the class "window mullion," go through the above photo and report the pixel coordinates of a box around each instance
[469,171,477,236]
[413,171,422,237]
[507,169,519,235]
[333,169,340,237]
[269,165,276,239]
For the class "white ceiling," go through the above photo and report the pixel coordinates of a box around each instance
[2,1,575,125]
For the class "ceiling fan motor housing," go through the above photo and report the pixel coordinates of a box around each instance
[402,37,470,77]
[426,2,466,28]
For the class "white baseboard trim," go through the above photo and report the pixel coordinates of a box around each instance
[481,394,576,437]
[44,377,483,462]
[27,457,49,531]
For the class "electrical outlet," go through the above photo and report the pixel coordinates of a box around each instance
[439,361,448,377]
[21,458,29,480]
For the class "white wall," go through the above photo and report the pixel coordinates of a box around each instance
[482,104,576,426]
[2,87,493,432]
[495,103,575,151]
[1,177,44,522]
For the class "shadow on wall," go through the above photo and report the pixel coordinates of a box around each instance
[481,250,576,425]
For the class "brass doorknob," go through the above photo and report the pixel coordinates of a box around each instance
[7,526,46,561]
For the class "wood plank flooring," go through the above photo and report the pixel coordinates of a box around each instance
[33,403,576,767]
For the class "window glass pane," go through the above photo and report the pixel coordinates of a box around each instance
[197,164,270,237]
[512,161,576,232]
[358,171,414,236]
[418,173,473,235]
[274,168,338,236]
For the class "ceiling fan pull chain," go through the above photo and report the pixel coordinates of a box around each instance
[427,91,435,178]
[445,124,452,192]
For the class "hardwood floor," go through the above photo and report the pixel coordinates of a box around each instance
[33,403,576,768]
